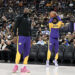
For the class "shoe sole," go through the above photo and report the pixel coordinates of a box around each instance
[12,70,18,73]
[21,71,30,73]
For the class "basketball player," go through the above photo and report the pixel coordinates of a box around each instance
[46,11,64,67]
[12,8,31,73]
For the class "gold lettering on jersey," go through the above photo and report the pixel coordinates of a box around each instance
[53,24,58,27]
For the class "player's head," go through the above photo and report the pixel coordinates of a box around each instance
[24,8,29,13]
[52,17,58,24]
[50,11,57,18]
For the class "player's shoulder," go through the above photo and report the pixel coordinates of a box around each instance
[57,16,61,21]
[49,18,53,23]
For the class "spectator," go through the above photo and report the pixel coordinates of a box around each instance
[36,27,42,36]
[42,27,49,35]
[65,32,73,42]
[37,37,45,45]
[63,38,69,46]
[0,39,7,50]
[32,40,36,45]
[6,40,16,61]
[0,39,10,62]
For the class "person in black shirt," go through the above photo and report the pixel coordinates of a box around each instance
[13,8,31,73]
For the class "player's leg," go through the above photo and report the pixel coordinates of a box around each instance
[47,42,52,61]
[21,37,31,73]
[23,37,30,65]
[13,36,24,72]
[46,37,54,67]
[53,39,59,67]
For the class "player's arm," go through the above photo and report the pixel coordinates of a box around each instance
[14,16,21,36]
[61,22,64,27]
[57,16,61,21]
[49,18,53,23]
[49,23,52,32]
[57,16,64,28]
[48,18,53,32]
[12,16,21,43]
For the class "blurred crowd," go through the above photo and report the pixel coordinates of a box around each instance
[0,0,75,62]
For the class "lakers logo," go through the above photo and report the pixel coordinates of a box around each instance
[49,43,52,45]
[18,43,22,45]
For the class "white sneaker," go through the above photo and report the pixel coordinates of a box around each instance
[46,60,49,67]
[53,60,58,67]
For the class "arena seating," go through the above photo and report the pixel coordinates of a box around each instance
[37,45,47,62]
[0,44,75,64]
[29,44,75,64]
[73,47,75,61]
[59,45,65,63]
[29,45,39,61]
[64,45,74,63]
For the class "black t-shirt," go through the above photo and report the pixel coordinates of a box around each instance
[14,13,31,36]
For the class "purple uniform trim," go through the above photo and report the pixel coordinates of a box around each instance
[57,16,61,21]
[18,36,31,59]
[49,37,59,54]
[50,28,59,38]
[48,16,61,55]
[48,18,53,23]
